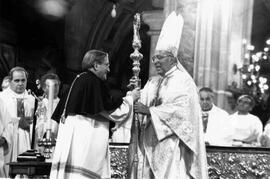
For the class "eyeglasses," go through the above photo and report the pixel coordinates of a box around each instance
[151,54,173,63]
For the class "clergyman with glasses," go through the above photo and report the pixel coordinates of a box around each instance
[50,49,139,179]
[124,12,208,179]
[227,95,263,147]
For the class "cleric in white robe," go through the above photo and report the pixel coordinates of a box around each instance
[203,105,230,146]
[226,95,263,147]
[0,67,35,163]
[199,87,230,146]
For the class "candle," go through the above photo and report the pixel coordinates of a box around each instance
[46,79,55,132]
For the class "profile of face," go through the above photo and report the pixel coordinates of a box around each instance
[199,91,214,111]
[95,56,110,81]
[1,79,10,90]
[10,71,27,94]
[44,79,60,99]
[152,51,175,76]
[236,96,252,114]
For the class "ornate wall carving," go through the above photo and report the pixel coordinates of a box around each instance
[109,144,270,179]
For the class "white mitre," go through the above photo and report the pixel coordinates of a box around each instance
[155,11,184,57]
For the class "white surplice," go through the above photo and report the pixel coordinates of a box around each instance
[227,112,263,147]
[203,105,230,146]
[111,95,133,143]
[50,95,133,179]
[111,124,132,143]
[0,87,35,162]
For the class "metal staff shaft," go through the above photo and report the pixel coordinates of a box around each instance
[128,13,143,179]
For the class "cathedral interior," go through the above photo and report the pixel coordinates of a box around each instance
[1,0,270,118]
[0,0,152,99]
[2,0,270,178]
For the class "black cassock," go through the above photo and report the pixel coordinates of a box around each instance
[52,71,123,123]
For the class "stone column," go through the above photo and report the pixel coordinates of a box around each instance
[163,0,198,75]
[143,0,198,76]
[193,0,254,113]
[142,11,164,77]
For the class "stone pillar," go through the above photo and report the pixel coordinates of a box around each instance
[193,0,254,113]
[164,0,179,17]
[142,11,164,77]
[163,0,198,75]
[143,0,198,76]
[64,0,104,81]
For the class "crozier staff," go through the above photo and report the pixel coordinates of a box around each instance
[126,11,208,179]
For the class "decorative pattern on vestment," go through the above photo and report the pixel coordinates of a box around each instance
[151,136,178,176]
[166,118,193,144]
[132,68,207,178]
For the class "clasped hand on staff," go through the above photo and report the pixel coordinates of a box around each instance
[129,79,150,116]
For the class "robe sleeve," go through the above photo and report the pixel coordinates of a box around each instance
[100,95,133,123]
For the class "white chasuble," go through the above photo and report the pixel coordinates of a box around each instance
[128,66,208,179]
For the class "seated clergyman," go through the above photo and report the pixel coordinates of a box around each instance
[226,95,263,147]
[199,87,229,146]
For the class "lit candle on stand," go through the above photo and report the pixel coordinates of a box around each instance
[38,79,56,159]
[46,79,55,139]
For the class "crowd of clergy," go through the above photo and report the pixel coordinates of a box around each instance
[0,66,270,178]
[199,87,266,147]
[0,68,61,178]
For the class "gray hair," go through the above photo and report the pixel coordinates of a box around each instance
[81,50,108,71]
[9,66,28,80]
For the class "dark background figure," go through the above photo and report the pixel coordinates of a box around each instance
[251,91,270,126]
